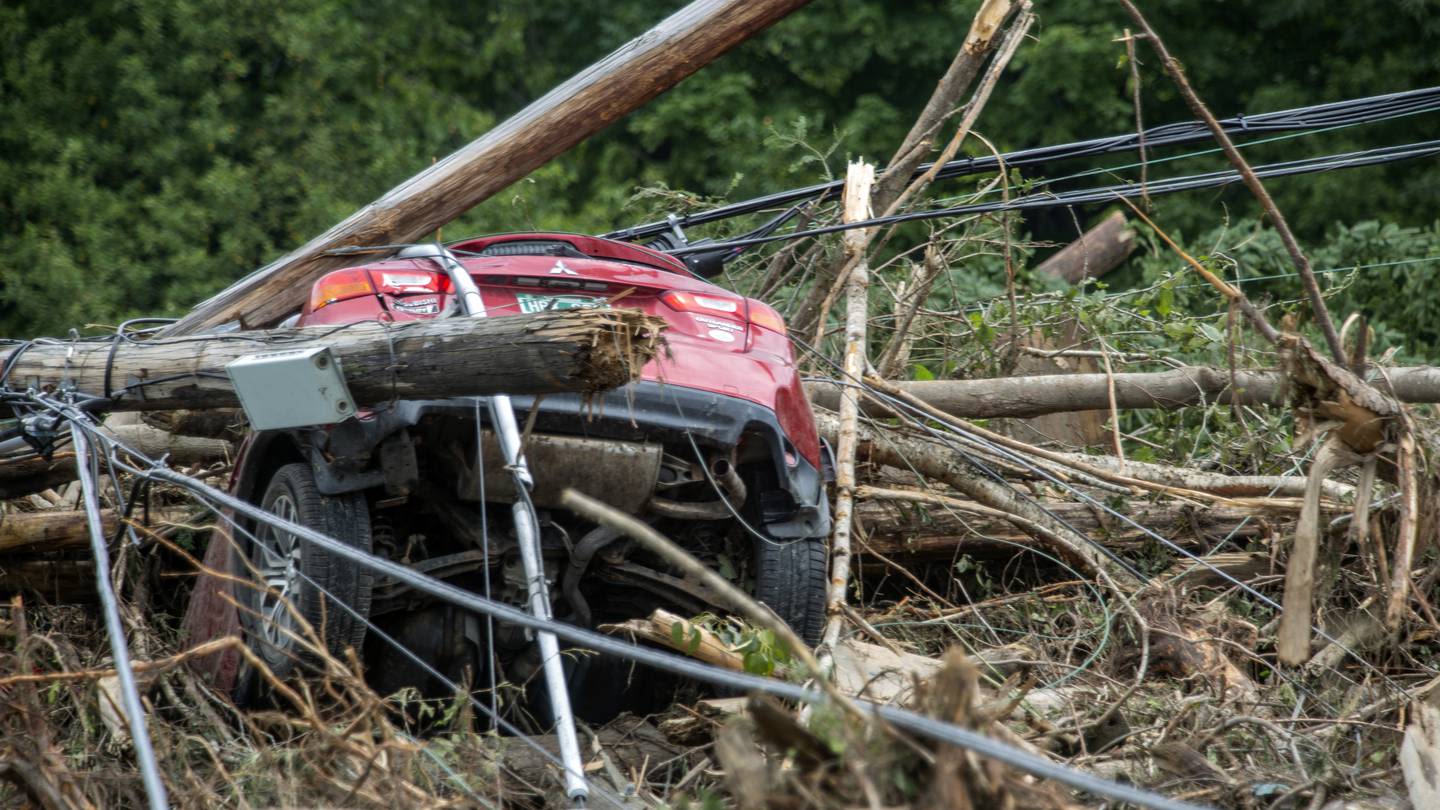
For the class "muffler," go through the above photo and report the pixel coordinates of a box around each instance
[455,431,662,514]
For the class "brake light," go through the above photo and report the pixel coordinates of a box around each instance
[308,268,377,311]
[747,301,787,336]
[660,290,743,317]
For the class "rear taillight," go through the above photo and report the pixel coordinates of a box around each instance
[661,290,790,337]
[747,300,787,336]
[661,290,744,318]
[308,267,452,311]
[308,268,377,311]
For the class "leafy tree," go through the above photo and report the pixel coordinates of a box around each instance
[2,0,1436,347]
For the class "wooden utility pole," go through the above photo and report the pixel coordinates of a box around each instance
[3,309,664,412]
[164,0,814,335]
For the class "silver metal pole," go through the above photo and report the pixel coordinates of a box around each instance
[72,425,170,810]
[428,246,588,803]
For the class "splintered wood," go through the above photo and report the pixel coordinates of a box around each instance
[819,160,876,661]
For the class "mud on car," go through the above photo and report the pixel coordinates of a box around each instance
[194,232,832,709]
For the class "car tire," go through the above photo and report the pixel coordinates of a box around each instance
[751,535,828,646]
[243,462,374,681]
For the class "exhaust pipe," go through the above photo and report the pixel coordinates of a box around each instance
[646,452,746,520]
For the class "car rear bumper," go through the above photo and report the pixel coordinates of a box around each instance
[310,380,831,538]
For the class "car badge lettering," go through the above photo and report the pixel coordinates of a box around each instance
[696,315,742,332]
[392,297,440,315]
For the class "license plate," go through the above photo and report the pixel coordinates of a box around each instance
[514,293,609,314]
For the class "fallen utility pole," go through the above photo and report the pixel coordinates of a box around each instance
[163,0,814,335]
[3,309,664,412]
[805,365,1440,420]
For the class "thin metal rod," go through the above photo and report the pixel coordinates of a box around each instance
[72,424,170,810]
[434,244,586,803]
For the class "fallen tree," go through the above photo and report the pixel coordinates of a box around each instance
[853,497,1275,561]
[0,508,186,554]
[0,455,78,500]
[1034,211,1136,284]
[805,364,1440,419]
[2,309,664,412]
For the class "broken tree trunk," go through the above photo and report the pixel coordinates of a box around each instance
[804,364,1440,419]
[871,0,1018,212]
[854,498,1277,561]
[0,559,95,600]
[0,454,79,500]
[820,161,876,660]
[104,415,232,466]
[1035,211,1137,284]
[163,0,815,335]
[0,509,186,554]
[1,309,664,412]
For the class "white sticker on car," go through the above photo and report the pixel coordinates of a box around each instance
[708,329,736,343]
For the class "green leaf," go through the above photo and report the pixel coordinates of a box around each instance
[911,363,935,381]
[1156,284,1175,318]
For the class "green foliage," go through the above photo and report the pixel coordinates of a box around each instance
[2,0,1437,340]
[686,613,794,678]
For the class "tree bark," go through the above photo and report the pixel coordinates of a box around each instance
[1035,211,1137,284]
[0,454,79,500]
[104,415,233,465]
[820,161,875,659]
[789,0,1023,341]
[2,309,664,412]
[0,508,186,554]
[853,498,1274,561]
[804,365,1440,419]
[163,0,815,335]
[0,559,95,601]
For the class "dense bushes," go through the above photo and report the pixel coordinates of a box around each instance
[3,0,1436,346]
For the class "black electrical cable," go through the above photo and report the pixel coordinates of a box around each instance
[604,86,1440,242]
[669,139,1440,256]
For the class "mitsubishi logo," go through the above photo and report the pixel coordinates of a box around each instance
[549,260,578,275]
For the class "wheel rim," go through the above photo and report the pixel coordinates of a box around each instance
[256,492,302,651]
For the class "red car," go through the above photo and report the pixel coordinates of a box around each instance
[187,232,830,705]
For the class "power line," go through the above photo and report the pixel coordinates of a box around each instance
[604,86,1440,242]
[669,139,1440,255]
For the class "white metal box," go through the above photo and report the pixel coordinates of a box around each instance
[225,346,356,430]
